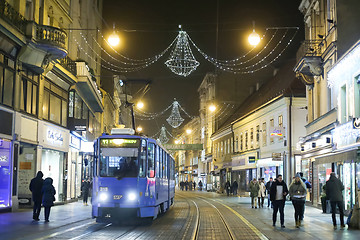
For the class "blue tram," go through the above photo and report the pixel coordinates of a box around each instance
[91,128,175,222]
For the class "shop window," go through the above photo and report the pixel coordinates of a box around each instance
[0,139,12,208]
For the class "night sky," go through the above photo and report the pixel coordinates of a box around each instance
[101,0,304,138]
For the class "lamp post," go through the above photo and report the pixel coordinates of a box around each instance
[248,21,261,46]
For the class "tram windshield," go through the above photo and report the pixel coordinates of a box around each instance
[99,138,140,178]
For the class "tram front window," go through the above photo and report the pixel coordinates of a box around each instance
[99,145,139,178]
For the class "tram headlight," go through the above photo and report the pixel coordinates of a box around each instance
[99,192,108,201]
[128,193,137,201]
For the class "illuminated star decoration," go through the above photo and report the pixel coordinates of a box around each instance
[166,100,184,128]
[165,30,199,77]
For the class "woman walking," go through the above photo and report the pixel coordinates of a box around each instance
[258,178,266,208]
[42,177,56,222]
[289,173,307,228]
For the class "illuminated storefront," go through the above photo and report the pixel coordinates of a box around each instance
[39,121,69,202]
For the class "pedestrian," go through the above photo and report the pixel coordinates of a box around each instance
[81,179,91,205]
[198,180,203,191]
[180,181,184,191]
[29,171,44,221]
[225,180,231,196]
[270,174,288,228]
[320,184,327,213]
[185,180,189,191]
[299,172,311,220]
[193,181,196,191]
[258,178,266,208]
[265,177,273,208]
[249,178,260,208]
[232,180,238,196]
[289,173,307,228]
[326,172,346,230]
[42,177,56,222]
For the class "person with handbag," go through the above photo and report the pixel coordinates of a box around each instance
[289,173,307,228]
[42,177,56,222]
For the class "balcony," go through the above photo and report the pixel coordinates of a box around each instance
[294,40,323,84]
[59,56,77,76]
[73,62,103,113]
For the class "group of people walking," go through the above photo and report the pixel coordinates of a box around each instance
[248,172,346,230]
[29,171,92,222]
[180,180,203,191]
[225,180,238,196]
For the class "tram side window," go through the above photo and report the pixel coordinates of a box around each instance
[156,146,160,178]
[139,139,147,177]
[148,143,155,178]
[164,152,168,179]
[159,148,163,178]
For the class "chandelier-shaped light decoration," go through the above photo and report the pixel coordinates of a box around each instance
[166,100,184,128]
[158,126,170,144]
[165,30,200,77]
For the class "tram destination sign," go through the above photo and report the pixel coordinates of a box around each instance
[163,144,203,151]
[100,138,140,148]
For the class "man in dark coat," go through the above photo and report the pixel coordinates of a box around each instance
[81,179,91,205]
[225,181,231,196]
[265,177,273,208]
[326,172,345,230]
[270,174,288,228]
[232,181,238,196]
[29,171,44,221]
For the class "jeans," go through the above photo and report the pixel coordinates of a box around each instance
[292,199,305,221]
[233,188,237,195]
[267,194,273,207]
[33,200,41,219]
[273,200,285,225]
[44,206,51,221]
[330,201,345,226]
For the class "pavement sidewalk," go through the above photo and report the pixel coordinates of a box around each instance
[0,201,93,239]
[213,193,360,240]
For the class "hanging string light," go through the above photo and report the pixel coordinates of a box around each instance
[158,126,170,144]
[166,99,185,128]
[165,27,199,77]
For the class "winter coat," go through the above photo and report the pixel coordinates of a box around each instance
[326,175,344,202]
[265,181,273,194]
[288,179,307,201]
[42,178,56,207]
[29,171,44,202]
[270,180,288,202]
[232,181,238,190]
[249,181,260,197]
[258,182,266,197]
[81,181,91,194]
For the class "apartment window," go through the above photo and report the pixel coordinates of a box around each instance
[340,85,347,123]
[278,115,284,141]
[20,70,39,116]
[235,136,238,152]
[256,125,260,144]
[245,131,248,150]
[228,139,231,153]
[43,79,68,126]
[262,122,267,146]
[240,133,243,151]
[0,55,15,108]
[270,118,274,144]
[250,128,254,149]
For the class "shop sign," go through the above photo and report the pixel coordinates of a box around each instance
[47,128,64,146]
[269,127,285,137]
[272,152,283,161]
[232,158,246,167]
[352,118,360,129]
[70,134,81,150]
[248,156,256,163]
[332,121,360,148]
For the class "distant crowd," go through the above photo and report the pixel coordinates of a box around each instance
[179,180,204,191]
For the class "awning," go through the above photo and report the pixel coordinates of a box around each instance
[315,148,358,165]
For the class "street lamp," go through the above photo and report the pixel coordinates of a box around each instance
[136,101,144,109]
[175,140,180,144]
[248,21,260,46]
[108,32,120,47]
[136,126,143,132]
[209,104,216,112]
[186,129,192,134]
